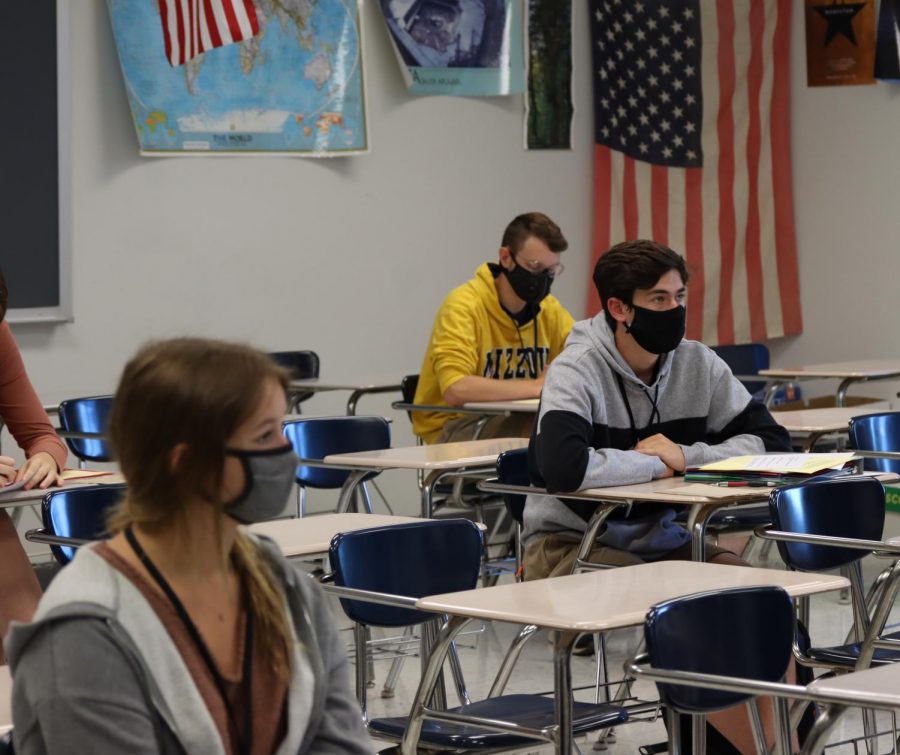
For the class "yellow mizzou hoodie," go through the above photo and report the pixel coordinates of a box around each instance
[413,263,574,443]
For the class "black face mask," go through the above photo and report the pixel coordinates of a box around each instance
[624,304,686,354]
[503,258,553,304]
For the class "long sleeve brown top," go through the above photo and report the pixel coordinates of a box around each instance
[0,322,67,470]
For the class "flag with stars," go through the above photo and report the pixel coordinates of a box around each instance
[587,0,802,346]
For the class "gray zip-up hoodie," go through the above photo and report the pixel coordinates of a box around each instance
[5,537,373,755]
[523,315,791,554]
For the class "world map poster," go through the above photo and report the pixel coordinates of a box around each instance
[107,0,368,155]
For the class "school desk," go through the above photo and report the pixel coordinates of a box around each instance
[760,360,900,408]
[407,561,847,755]
[289,376,403,415]
[247,513,423,558]
[317,437,530,517]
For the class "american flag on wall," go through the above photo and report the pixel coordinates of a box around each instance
[157,0,259,67]
[587,0,802,346]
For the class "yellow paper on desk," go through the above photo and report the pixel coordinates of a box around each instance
[60,469,113,481]
[697,453,856,475]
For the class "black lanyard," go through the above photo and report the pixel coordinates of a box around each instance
[126,527,253,755]
[614,373,661,447]
[511,316,541,379]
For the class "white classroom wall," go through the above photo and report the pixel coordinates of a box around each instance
[8,3,900,511]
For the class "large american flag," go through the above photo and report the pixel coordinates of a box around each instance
[157,0,259,67]
[587,0,802,346]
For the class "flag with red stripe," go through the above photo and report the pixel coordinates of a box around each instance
[587,0,802,346]
[157,0,259,67]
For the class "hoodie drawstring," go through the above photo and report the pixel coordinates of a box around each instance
[614,374,661,447]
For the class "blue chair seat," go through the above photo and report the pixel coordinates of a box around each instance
[368,694,628,749]
[674,504,771,529]
[706,504,772,529]
[806,629,900,667]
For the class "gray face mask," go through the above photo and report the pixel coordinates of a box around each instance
[224,443,298,524]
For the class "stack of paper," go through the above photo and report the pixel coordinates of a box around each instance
[685,453,857,484]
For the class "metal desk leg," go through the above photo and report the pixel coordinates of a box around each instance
[764,380,787,408]
[401,616,470,755]
[798,705,848,755]
[856,558,900,670]
[346,390,364,416]
[667,707,683,755]
[421,481,435,519]
[421,619,448,710]
[552,629,577,755]
[691,713,707,755]
[687,504,716,562]
[572,502,628,573]
[420,469,454,518]
[803,431,827,453]
[346,385,402,416]
[356,483,374,514]
[354,624,369,720]
[836,378,858,409]
[487,623,540,698]
[336,470,369,513]
[774,696,793,755]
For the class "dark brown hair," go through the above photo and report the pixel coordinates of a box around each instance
[108,337,293,678]
[593,239,689,329]
[500,212,568,254]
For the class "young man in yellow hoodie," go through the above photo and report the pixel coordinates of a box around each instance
[413,212,575,443]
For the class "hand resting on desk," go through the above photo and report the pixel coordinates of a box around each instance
[0,452,60,490]
[634,433,685,473]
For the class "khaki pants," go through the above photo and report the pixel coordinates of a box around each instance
[523,532,740,581]
[436,412,535,444]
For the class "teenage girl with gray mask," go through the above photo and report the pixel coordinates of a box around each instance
[6,338,373,755]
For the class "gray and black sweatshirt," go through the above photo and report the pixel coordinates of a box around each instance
[523,314,791,557]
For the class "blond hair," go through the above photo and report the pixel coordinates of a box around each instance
[108,337,293,678]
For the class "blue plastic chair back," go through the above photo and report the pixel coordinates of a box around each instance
[711,343,770,396]
[770,477,885,572]
[42,484,127,565]
[329,519,483,627]
[283,416,390,489]
[497,448,529,525]
[849,412,900,474]
[269,351,319,407]
[645,586,794,712]
[57,395,114,463]
[268,350,319,380]
[401,374,419,405]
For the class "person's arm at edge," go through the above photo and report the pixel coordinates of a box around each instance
[0,324,67,488]
[443,373,544,406]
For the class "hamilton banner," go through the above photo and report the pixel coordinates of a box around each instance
[805,0,876,86]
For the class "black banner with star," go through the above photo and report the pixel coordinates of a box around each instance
[805,0,875,86]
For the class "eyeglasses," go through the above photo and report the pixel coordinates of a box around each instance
[513,255,565,279]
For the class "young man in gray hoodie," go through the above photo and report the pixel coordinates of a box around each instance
[523,239,791,580]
